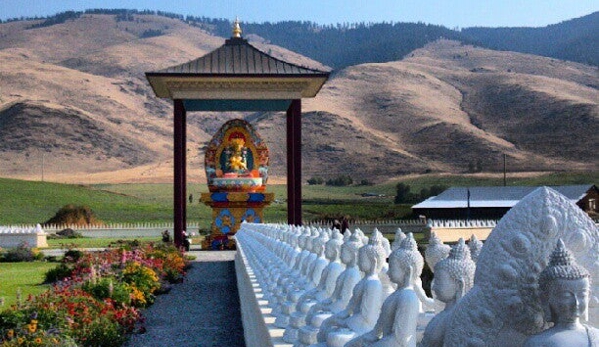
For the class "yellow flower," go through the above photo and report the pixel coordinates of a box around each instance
[30,319,38,325]
[27,323,37,333]
[7,329,14,338]
[34,337,43,344]
[17,337,24,344]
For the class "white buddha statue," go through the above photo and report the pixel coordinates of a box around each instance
[281,231,331,332]
[419,238,476,347]
[424,232,451,314]
[392,228,407,252]
[276,229,324,327]
[523,239,599,347]
[346,233,423,347]
[316,229,387,347]
[285,230,345,343]
[468,234,483,263]
[424,232,450,273]
[271,228,311,316]
[297,230,364,347]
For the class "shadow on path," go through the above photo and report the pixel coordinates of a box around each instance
[126,250,246,347]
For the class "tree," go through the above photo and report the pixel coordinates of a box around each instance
[325,175,353,186]
[394,183,411,204]
[307,177,324,185]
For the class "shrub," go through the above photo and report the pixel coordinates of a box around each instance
[122,262,160,307]
[358,179,374,186]
[0,244,44,262]
[62,249,83,263]
[44,263,73,283]
[43,204,102,227]
[326,175,353,186]
[82,277,132,306]
[307,177,324,185]
[55,228,83,238]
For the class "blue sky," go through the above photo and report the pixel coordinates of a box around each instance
[1,0,597,28]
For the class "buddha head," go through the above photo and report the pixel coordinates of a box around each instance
[432,238,476,304]
[388,233,424,287]
[298,229,310,251]
[425,232,451,273]
[340,230,364,267]
[314,232,330,257]
[392,227,407,252]
[325,230,345,262]
[539,239,590,324]
[357,229,387,275]
[468,234,484,263]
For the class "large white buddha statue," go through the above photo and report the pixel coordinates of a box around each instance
[316,229,387,347]
[523,239,599,347]
[346,233,423,347]
[443,187,598,347]
[419,238,476,347]
[297,230,364,347]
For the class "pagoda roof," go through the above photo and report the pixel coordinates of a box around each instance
[156,37,328,76]
[146,35,330,102]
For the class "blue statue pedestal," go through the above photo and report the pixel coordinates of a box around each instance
[200,191,274,250]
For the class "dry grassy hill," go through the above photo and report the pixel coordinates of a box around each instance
[304,40,599,176]
[0,15,597,183]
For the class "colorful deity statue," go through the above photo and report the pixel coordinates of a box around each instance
[204,118,269,192]
[201,119,274,249]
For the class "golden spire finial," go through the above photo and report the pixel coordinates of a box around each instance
[232,17,242,38]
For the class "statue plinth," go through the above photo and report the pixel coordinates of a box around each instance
[201,192,274,250]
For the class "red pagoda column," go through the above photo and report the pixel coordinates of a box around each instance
[286,99,302,226]
[173,99,187,247]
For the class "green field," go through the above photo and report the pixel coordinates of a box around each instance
[0,172,596,227]
[0,262,56,308]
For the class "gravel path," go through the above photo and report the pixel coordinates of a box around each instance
[125,250,246,347]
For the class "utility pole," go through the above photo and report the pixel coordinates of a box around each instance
[466,187,471,221]
[503,153,507,186]
[41,151,45,182]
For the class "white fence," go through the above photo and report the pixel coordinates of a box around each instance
[0,224,48,248]
[5,222,202,233]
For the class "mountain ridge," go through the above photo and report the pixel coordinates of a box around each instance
[0,13,597,183]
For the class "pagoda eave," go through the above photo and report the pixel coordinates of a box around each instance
[146,74,328,100]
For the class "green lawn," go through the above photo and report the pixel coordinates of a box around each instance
[0,178,168,225]
[0,172,596,226]
[0,262,56,308]
[45,236,163,249]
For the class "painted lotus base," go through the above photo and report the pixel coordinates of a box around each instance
[200,192,274,250]
[209,177,264,192]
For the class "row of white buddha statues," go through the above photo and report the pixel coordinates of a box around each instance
[236,188,598,347]
[236,223,483,347]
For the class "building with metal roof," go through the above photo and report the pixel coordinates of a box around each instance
[412,185,599,219]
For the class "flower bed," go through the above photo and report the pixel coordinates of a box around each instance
[0,242,189,346]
